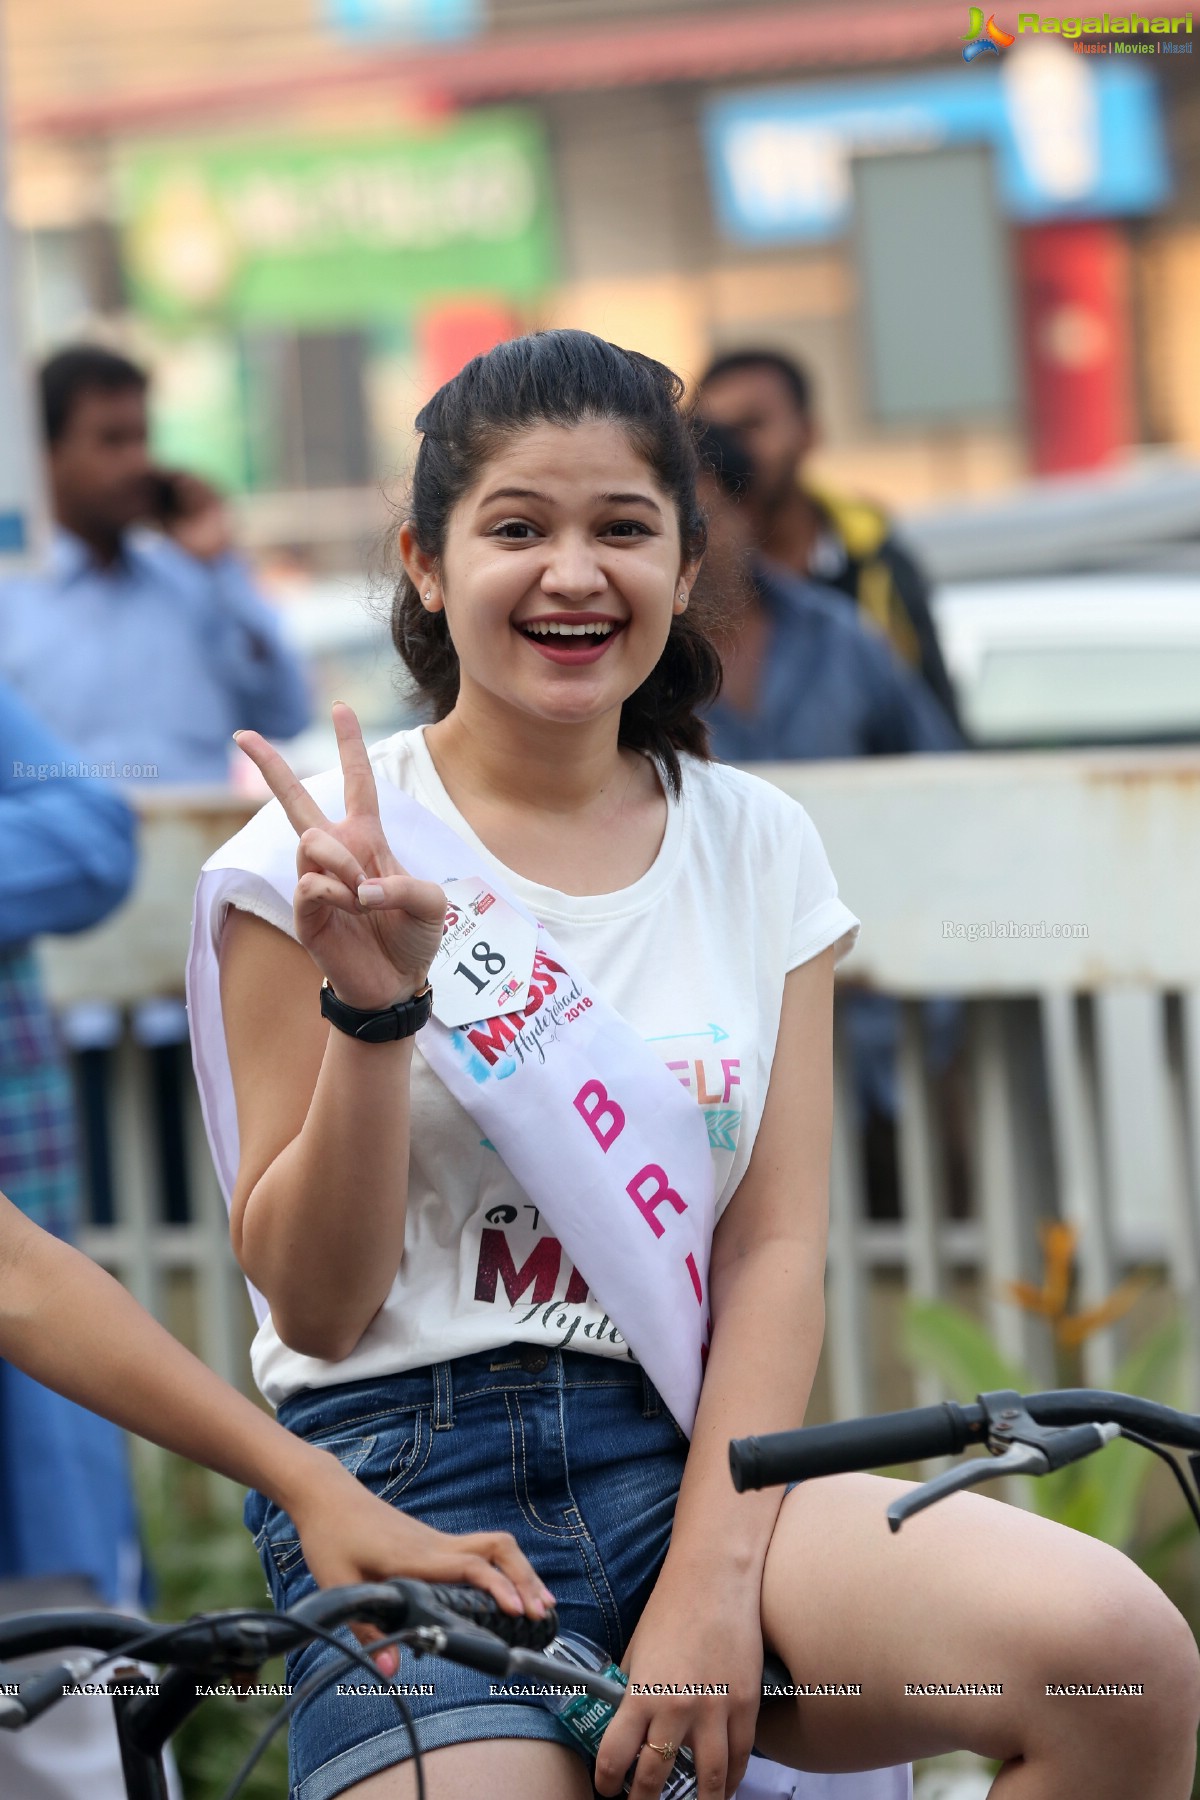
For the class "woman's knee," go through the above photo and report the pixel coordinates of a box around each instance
[1029,1543,1200,1751]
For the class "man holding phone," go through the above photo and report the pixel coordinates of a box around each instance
[0,345,314,1262]
[0,344,311,784]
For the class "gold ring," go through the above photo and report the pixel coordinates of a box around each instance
[644,1738,677,1762]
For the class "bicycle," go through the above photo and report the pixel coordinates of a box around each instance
[0,1571,795,1800]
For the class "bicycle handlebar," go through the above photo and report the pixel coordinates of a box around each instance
[0,1579,559,1730]
[731,1401,981,1489]
[730,1389,1200,1491]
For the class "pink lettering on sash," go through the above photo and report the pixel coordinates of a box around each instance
[685,1251,704,1305]
[720,1058,741,1104]
[627,1164,687,1238]
[574,1079,626,1151]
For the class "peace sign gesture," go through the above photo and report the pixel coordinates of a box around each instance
[233,703,447,1012]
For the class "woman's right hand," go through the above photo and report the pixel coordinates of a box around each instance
[232,703,447,1011]
[285,1448,556,1677]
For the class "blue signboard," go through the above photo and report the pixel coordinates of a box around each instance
[324,0,481,41]
[703,62,1169,244]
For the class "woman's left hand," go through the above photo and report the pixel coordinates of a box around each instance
[594,1573,764,1800]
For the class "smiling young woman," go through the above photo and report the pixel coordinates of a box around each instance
[194,331,1199,1800]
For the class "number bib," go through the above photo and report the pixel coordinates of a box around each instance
[432,877,537,1030]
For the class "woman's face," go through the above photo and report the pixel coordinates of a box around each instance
[406,419,699,731]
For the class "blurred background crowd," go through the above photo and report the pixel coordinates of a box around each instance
[1,2,1200,1797]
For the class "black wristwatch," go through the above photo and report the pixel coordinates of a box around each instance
[319,976,434,1042]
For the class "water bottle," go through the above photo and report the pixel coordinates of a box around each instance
[537,1630,698,1798]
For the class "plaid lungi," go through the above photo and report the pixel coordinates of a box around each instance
[0,942,80,1240]
[0,941,143,1605]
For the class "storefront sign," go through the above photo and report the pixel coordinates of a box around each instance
[703,57,1169,244]
[119,111,554,328]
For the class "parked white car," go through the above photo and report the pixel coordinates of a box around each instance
[931,573,1200,747]
[899,453,1200,748]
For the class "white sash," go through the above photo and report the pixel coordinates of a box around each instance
[185,773,715,1434]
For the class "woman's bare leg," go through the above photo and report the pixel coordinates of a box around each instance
[343,1738,593,1799]
[754,1472,1200,1797]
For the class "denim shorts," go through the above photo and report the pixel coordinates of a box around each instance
[245,1343,692,1800]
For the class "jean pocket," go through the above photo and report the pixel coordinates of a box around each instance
[304,1431,377,1481]
[251,1499,316,1605]
[307,1407,432,1506]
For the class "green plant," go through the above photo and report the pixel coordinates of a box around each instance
[902,1297,1187,1548]
[901,1218,1199,1553]
[902,1282,1200,1799]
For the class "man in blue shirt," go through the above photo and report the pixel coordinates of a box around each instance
[0,679,143,1800]
[697,347,962,730]
[0,345,311,785]
[0,344,311,1238]
[695,421,961,763]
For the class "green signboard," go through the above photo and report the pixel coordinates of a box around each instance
[118,112,555,328]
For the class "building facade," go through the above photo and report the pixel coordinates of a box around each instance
[6,0,1200,566]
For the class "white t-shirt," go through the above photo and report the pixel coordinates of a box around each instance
[241,727,859,1407]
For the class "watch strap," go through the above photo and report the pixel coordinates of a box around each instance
[320,977,433,1042]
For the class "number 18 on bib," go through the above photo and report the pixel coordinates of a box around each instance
[431,877,538,1031]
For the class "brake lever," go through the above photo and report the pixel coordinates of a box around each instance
[886,1389,1122,1533]
[887,1442,1051,1531]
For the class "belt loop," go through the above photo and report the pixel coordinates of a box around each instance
[432,1361,454,1431]
[640,1368,660,1419]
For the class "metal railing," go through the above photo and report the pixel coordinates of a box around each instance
[37,751,1200,1423]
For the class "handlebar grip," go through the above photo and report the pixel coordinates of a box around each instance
[0,1660,28,1729]
[422,1583,559,1651]
[730,1402,978,1491]
[5,1658,95,1726]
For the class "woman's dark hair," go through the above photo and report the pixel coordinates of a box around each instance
[391,328,723,798]
[692,417,757,503]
